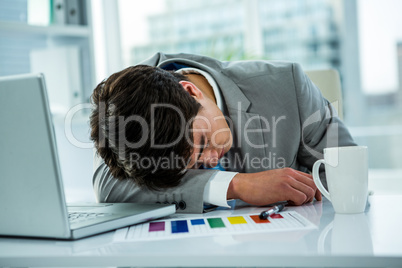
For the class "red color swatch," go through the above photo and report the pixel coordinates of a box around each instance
[250,215,271,224]
[270,213,283,219]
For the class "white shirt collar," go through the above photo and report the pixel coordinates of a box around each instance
[176,67,223,110]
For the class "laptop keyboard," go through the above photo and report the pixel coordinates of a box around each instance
[68,212,111,224]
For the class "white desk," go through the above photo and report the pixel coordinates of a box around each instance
[1,195,401,267]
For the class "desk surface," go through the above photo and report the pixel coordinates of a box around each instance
[1,195,402,267]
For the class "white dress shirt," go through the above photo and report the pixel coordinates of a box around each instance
[176,68,238,208]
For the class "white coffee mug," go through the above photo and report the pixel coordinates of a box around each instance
[312,146,368,214]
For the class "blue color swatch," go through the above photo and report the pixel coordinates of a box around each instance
[171,220,189,233]
[190,219,205,225]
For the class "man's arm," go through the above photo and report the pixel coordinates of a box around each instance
[227,168,321,206]
[93,152,217,213]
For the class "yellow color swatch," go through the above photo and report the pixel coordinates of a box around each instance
[227,216,247,225]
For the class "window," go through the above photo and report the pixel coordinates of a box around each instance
[115,0,402,178]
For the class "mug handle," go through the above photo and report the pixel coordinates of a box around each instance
[312,159,331,201]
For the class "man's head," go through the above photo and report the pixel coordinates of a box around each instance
[90,65,232,190]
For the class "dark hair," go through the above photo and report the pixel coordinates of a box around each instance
[90,65,201,190]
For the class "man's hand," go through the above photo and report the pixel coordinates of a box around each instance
[227,168,322,206]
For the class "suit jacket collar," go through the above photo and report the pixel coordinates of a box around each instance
[154,56,251,112]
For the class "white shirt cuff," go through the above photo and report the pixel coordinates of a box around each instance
[203,171,238,208]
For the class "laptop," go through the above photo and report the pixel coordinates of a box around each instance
[0,73,175,240]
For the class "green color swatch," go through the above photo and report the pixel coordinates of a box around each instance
[207,218,226,228]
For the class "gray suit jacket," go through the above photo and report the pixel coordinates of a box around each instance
[93,52,356,213]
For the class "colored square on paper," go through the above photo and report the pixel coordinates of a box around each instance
[191,219,205,225]
[270,213,284,219]
[207,218,226,228]
[228,216,247,225]
[171,220,189,233]
[149,222,165,232]
[250,215,271,224]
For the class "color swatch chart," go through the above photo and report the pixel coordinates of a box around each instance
[114,211,315,242]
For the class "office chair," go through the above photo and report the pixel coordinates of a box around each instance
[305,69,344,120]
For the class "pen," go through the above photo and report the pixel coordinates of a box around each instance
[259,201,288,220]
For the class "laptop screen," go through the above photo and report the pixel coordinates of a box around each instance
[0,73,71,237]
